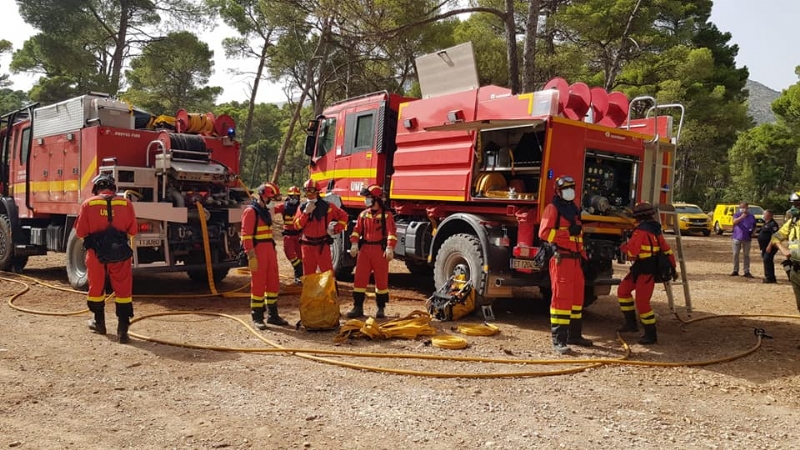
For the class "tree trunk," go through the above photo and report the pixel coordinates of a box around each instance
[504,0,520,94]
[604,0,642,91]
[522,0,541,93]
[110,0,130,94]
[240,42,269,168]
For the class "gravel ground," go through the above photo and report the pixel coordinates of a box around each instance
[1,233,800,449]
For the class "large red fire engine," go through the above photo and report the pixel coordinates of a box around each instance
[303,43,683,312]
[0,93,247,288]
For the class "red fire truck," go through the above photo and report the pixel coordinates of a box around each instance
[303,44,683,311]
[0,94,248,288]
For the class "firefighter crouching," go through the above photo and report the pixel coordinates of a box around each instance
[293,179,348,275]
[538,175,593,354]
[274,185,304,284]
[768,191,800,313]
[75,174,137,343]
[242,182,288,329]
[617,202,676,345]
[347,185,398,319]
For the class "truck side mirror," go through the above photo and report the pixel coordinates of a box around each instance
[304,135,316,159]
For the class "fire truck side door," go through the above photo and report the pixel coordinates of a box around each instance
[336,106,380,205]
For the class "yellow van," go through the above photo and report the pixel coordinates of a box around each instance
[712,204,764,235]
[673,202,712,236]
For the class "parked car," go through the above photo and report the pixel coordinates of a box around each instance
[712,204,764,235]
[673,202,712,236]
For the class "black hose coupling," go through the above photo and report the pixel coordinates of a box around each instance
[754,328,773,339]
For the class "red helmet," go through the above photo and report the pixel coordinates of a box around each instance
[360,184,383,198]
[287,185,301,196]
[303,179,317,192]
[256,181,281,200]
[554,175,575,190]
[632,201,656,219]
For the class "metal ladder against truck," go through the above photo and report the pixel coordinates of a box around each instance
[627,98,692,314]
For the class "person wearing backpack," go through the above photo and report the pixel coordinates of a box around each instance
[538,175,593,354]
[347,185,397,319]
[75,174,138,343]
[242,182,288,329]
[293,179,348,276]
[273,185,304,284]
[616,202,677,345]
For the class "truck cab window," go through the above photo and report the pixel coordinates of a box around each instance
[355,114,374,150]
[316,118,336,158]
[20,127,31,164]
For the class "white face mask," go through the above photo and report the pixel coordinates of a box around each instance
[561,188,576,202]
[365,197,374,207]
[739,208,746,213]
[288,197,299,205]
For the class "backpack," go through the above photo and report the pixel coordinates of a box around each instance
[296,270,341,331]
[631,233,674,283]
[426,277,476,321]
[83,196,133,264]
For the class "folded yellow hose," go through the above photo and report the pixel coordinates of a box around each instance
[431,334,468,349]
[457,323,500,336]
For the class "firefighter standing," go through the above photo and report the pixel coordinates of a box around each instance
[616,202,676,345]
[538,175,593,354]
[273,185,304,284]
[293,179,348,275]
[75,174,137,343]
[768,191,800,313]
[347,185,397,319]
[242,182,288,329]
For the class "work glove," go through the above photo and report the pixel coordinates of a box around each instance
[670,266,678,281]
[248,256,259,272]
[384,247,394,261]
[327,221,338,237]
[349,246,358,258]
[304,200,316,214]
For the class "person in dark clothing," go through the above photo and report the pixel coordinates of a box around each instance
[758,209,780,283]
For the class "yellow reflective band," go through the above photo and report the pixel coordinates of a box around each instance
[116,297,132,304]
[88,199,128,206]
[376,288,389,294]
[353,287,367,293]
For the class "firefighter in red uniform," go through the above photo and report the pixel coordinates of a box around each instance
[241,182,288,329]
[293,179,348,275]
[273,185,304,284]
[538,175,593,354]
[617,202,677,345]
[75,174,138,343]
[347,185,397,319]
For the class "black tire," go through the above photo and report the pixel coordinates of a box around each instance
[433,233,484,292]
[65,228,89,290]
[404,258,433,276]
[331,234,354,280]
[714,222,723,235]
[0,214,13,271]
[187,268,230,284]
[703,230,711,237]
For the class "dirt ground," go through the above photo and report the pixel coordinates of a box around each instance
[2,233,800,449]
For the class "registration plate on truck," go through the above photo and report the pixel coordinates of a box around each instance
[137,239,161,247]
[511,258,537,270]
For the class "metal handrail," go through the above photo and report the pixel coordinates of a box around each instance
[646,103,685,144]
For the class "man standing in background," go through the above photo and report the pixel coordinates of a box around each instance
[758,209,779,283]
[731,202,756,278]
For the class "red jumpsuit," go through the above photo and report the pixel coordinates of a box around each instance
[538,202,587,328]
[350,208,397,296]
[241,205,280,310]
[75,190,138,306]
[293,199,348,275]
[618,224,676,326]
[273,201,303,278]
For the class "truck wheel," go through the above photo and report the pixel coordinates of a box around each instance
[0,214,14,271]
[65,228,89,290]
[331,234,354,280]
[434,233,484,292]
[404,258,432,276]
[187,268,230,284]
[714,222,723,235]
[703,229,711,237]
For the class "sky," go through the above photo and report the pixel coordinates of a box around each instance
[1,0,799,105]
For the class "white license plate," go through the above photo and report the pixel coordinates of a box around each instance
[137,239,161,247]
[511,258,537,270]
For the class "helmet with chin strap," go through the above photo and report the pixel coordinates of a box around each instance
[359,184,383,198]
[287,185,301,196]
[632,201,656,219]
[256,181,281,201]
[91,174,116,195]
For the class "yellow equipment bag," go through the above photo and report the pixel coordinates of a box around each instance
[426,265,476,321]
[296,270,340,331]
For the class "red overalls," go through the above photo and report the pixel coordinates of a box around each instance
[75,190,138,305]
[618,225,676,326]
[293,200,348,275]
[350,207,398,297]
[241,205,280,310]
[538,202,587,328]
[274,201,303,279]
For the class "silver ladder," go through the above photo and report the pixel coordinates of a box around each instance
[658,204,693,314]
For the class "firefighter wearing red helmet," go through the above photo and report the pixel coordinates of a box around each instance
[347,184,397,319]
[538,175,593,354]
[74,173,138,343]
[273,185,304,284]
[293,179,348,276]
[616,201,676,344]
[241,181,288,329]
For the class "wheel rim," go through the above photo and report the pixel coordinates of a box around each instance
[442,252,471,282]
[69,242,87,281]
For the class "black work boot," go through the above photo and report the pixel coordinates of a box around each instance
[115,302,134,344]
[87,301,106,335]
[375,293,389,319]
[251,307,267,330]
[346,292,365,319]
[267,304,289,326]
[638,323,658,345]
[551,325,571,354]
[617,310,639,332]
[567,318,593,346]
[293,262,304,285]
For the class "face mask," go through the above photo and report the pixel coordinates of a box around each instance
[739,208,746,213]
[365,197,374,207]
[791,207,800,218]
[561,188,575,202]
[288,197,299,205]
